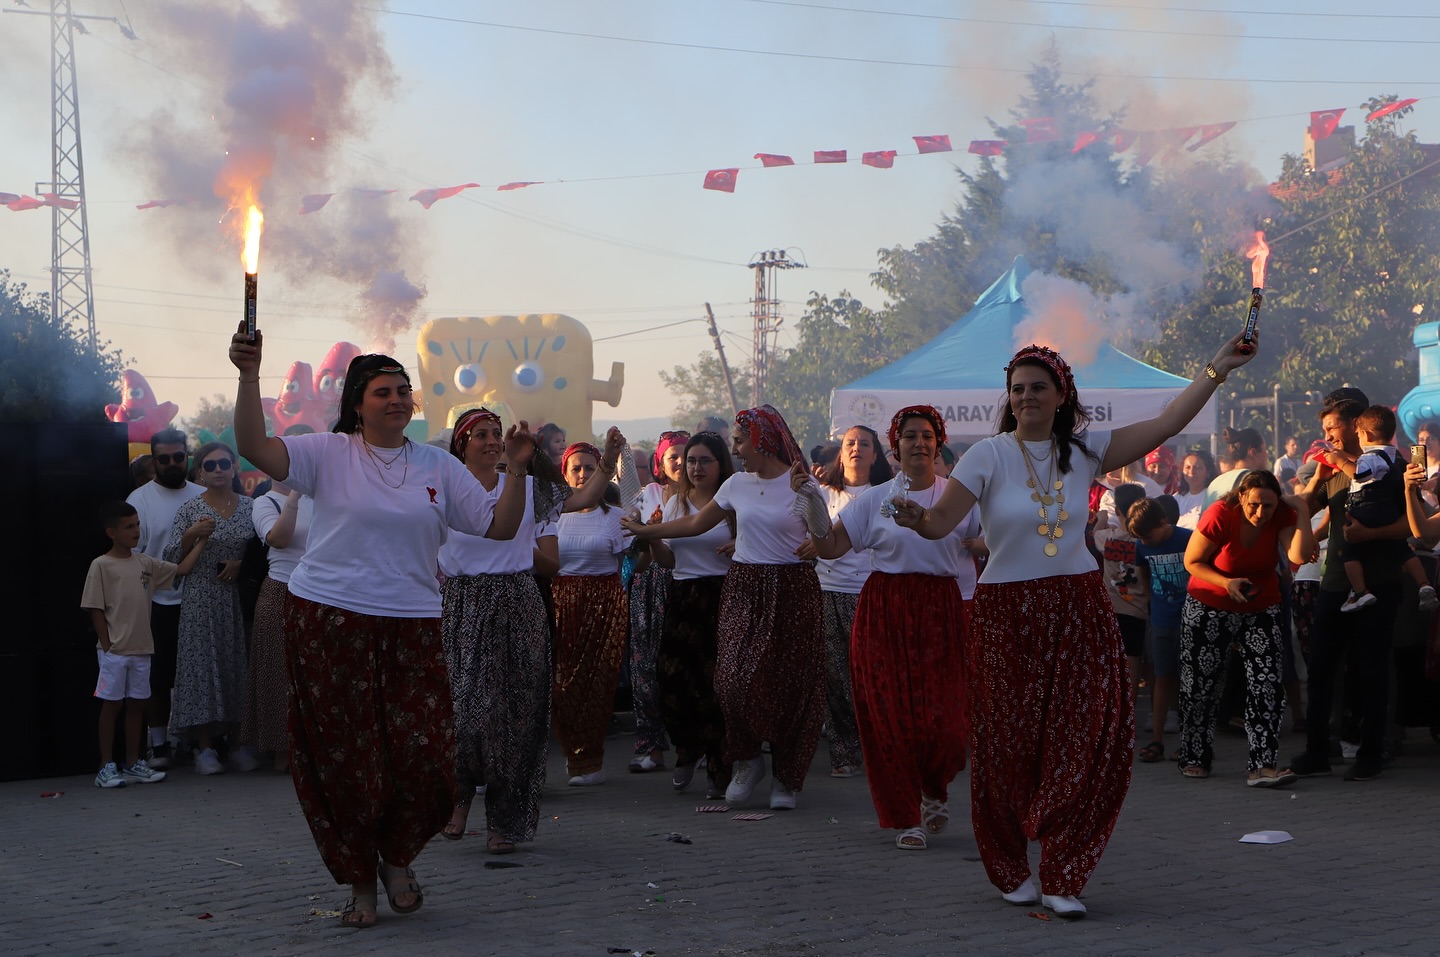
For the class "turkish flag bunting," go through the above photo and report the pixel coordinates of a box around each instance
[862,150,896,169]
[912,135,952,154]
[352,188,397,199]
[814,150,847,164]
[1161,127,1201,158]
[703,168,738,193]
[1186,122,1237,152]
[968,140,1006,156]
[1020,118,1060,143]
[41,193,80,210]
[1310,109,1345,141]
[300,193,335,215]
[1071,131,1102,153]
[754,153,794,167]
[135,199,180,210]
[1132,131,1167,167]
[6,195,44,211]
[0,192,19,204]
[1111,129,1139,152]
[410,183,481,209]
[1367,98,1418,122]
[497,181,540,191]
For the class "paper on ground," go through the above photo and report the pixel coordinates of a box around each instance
[1238,829,1293,844]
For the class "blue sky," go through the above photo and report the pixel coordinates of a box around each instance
[1,0,1437,437]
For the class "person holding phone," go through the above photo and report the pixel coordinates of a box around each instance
[1176,470,1316,787]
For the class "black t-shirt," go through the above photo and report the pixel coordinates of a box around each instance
[1320,472,1404,593]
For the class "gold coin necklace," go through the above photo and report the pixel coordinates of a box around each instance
[1014,434,1067,557]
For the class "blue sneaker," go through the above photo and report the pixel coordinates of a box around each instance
[122,759,167,784]
[95,762,127,788]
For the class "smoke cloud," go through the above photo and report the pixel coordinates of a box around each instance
[121,0,426,344]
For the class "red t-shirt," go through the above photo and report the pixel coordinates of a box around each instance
[1186,499,1297,613]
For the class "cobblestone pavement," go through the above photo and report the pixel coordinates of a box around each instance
[5,723,1438,957]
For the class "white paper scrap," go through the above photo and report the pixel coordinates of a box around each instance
[1238,830,1293,844]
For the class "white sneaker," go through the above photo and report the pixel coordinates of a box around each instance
[1339,740,1360,760]
[195,748,225,775]
[1001,877,1038,905]
[724,756,767,805]
[1042,893,1087,918]
[229,746,261,772]
[769,781,796,810]
[1420,585,1439,612]
[122,759,167,784]
[94,762,127,789]
[1340,590,1377,613]
[567,771,606,787]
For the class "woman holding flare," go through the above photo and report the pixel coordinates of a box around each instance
[891,332,1256,918]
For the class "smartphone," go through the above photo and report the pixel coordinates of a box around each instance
[216,562,226,575]
[1412,444,1428,472]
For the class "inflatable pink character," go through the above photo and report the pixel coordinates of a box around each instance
[105,369,180,442]
[262,360,330,434]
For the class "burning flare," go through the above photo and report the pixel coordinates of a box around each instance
[1245,230,1269,290]
[243,204,264,274]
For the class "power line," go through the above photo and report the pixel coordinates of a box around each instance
[1009,0,1440,21]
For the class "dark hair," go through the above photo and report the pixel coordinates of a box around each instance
[536,422,567,448]
[282,423,316,436]
[812,444,840,469]
[98,500,137,530]
[1355,405,1396,442]
[128,454,153,487]
[1415,420,1440,442]
[333,354,411,435]
[1154,493,1180,526]
[1222,469,1286,512]
[674,432,737,536]
[1319,398,1365,424]
[1112,482,1147,521]
[822,425,894,490]
[695,415,728,433]
[1126,497,1168,538]
[995,357,1097,474]
[1222,427,1265,461]
[150,427,187,454]
[193,441,243,493]
[1181,448,1218,486]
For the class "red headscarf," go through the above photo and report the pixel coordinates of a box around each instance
[450,407,502,459]
[735,405,805,466]
[651,430,691,485]
[1006,344,1078,408]
[1145,444,1181,494]
[561,442,602,475]
[887,405,948,451]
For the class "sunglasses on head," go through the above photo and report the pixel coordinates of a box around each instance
[201,458,233,472]
[660,430,691,443]
[153,452,186,466]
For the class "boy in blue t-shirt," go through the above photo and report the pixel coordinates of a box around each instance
[1128,498,1192,763]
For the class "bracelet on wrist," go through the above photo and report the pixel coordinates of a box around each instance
[1203,362,1226,385]
[239,377,260,384]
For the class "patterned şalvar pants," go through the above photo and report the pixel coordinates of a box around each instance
[1178,595,1285,773]
[820,590,864,771]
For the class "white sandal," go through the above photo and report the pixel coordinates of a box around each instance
[920,794,950,834]
[895,826,928,850]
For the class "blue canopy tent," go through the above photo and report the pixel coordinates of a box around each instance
[830,257,1217,440]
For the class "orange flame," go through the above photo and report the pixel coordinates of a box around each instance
[1245,230,1269,289]
[242,204,264,274]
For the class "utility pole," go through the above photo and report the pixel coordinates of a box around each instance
[6,1,136,350]
[748,249,804,406]
[703,302,740,416]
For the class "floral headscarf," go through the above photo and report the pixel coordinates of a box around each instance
[561,442,603,475]
[449,407,502,459]
[887,405,948,451]
[1006,344,1078,408]
[735,405,805,466]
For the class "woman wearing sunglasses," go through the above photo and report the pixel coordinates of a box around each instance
[163,442,256,776]
[228,327,533,929]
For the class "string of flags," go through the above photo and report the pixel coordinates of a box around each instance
[1,100,1422,212]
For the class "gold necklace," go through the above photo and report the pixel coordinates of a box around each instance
[363,438,410,488]
[1014,434,1068,557]
[363,439,405,469]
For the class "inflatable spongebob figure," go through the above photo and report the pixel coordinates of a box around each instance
[416,314,623,441]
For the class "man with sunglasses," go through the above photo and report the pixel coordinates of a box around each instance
[125,427,205,769]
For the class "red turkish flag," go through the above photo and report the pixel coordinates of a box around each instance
[1111,129,1139,152]
[1310,109,1345,140]
[814,150,847,164]
[300,193,334,215]
[754,153,794,167]
[41,193,80,210]
[861,150,896,169]
[352,188,397,199]
[410,183,481,209]
[6,195,44,211]
[912,135,952,154]
[0,192,19,204]
[1132,131,1165,167]
[135,199,179,210]
[968,140,1006,156]
[1186,121,1237,152]
[1071,131,1102,153]
[703,168,738,193]
[1367,98,1418,122]
[497,182,539,191]
[1020,118,1059,144]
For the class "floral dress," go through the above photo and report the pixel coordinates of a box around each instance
[165,495,254,730]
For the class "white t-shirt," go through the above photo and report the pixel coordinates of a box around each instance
[952,430,1113,584]
[661,495,734,580]
[125,480,204,605]
[840,480,981,599]
[638,482,670,524]
[251,491,313,584]
[1098,474,1163,527]
[280,432,498,618]
[712,471,810,565]
[557,507,627,576]
[1173,489,1206,530]
[439,474,550,576]
[817,484,872,595]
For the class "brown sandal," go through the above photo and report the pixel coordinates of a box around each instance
[1180,764,1210,779]
[441,799,471,841]
[340,884,378,929]
[1138,741,1166,763]
[487,830,516,855]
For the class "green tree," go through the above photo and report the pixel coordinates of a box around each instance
[182,393,237,443]
[658,353,750,428]
[0,270,123,422]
